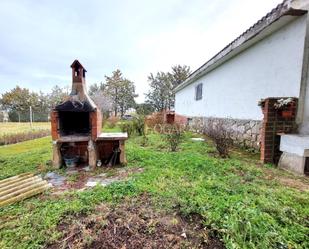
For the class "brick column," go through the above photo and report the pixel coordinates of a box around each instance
[51,110,59,140]
[90,110,102,140]
[260,98,298,164]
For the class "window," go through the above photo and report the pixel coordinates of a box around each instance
[195,83,203,100]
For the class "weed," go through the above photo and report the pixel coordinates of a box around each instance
[107,116,119,128]
[67,173,79,183]
[162,124,184,152]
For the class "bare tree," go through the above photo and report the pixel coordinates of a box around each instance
[203,118,233,158]
[90,91,113,115]
[145,65,191,111]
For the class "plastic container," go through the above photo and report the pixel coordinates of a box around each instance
[63,156,79,168]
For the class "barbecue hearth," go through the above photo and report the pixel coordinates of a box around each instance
[51,60,127,169]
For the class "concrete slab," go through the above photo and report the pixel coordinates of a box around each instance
[85,177,120,187]
[280,134,309,156]
[278,152,306,175]
[97,132,128,141]
[191,138,205,142]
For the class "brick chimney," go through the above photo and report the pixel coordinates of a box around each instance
[51,60,102,168]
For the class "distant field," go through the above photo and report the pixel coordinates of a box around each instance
[0,122,50,145]
[0,122,50,135]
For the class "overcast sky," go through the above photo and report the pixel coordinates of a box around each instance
[0,0,282,102]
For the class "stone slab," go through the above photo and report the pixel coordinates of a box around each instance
[85,177,120,187]
[97,132,128,141]
[278,151,306,175]
[191,138,205,141]
[57,135,90,142]
[44,172,66,187]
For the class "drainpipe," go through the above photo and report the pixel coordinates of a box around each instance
[296,3,309,134]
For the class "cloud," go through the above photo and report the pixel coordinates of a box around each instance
[0,0,282,102]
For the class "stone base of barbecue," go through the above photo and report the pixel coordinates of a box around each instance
[96,133,128,166]
[52,132,128,169]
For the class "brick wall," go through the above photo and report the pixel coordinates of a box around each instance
[97,140,119,163]
[51,110,59,140]
[174,113,188,126]
[91,110,102,140]
[145,110,188,127]
[61,141,89,164]
[260,97,298,163]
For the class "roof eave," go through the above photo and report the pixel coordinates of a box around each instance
[174,1,307,93]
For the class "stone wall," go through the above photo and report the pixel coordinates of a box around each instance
[188,117,262,150]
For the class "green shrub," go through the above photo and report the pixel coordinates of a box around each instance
[132,115,145,136]
[119,121,134,137]
[162,124,184,152]
[107,116,119,128]
[120,115,146,137]
[140,134,149,147]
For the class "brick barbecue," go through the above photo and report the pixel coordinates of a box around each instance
[51,60,127,169]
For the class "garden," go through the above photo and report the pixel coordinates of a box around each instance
[0,120,308,249]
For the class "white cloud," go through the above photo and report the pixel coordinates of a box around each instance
[0,0,283,102]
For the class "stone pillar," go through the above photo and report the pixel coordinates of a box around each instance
[88,140,97,169]
[52,141,62,168]
[119,140,127,164]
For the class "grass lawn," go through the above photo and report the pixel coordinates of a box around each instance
[0,133,308,248]
[0,122,50,135]
[0,136,52,180]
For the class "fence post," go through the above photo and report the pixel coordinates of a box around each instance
[29,106,33,129]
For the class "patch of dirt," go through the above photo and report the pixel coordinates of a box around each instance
[276,177,309,192]
[66,172,89,189]
[49,167,144,193]
[46,195,224,249]
[256,167,309,192]
[230,161,309,192]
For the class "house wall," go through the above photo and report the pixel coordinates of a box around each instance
[175,15,307,121]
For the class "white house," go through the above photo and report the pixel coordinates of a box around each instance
[174,0,309,175]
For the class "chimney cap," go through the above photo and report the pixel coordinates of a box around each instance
[71,60,87,72]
